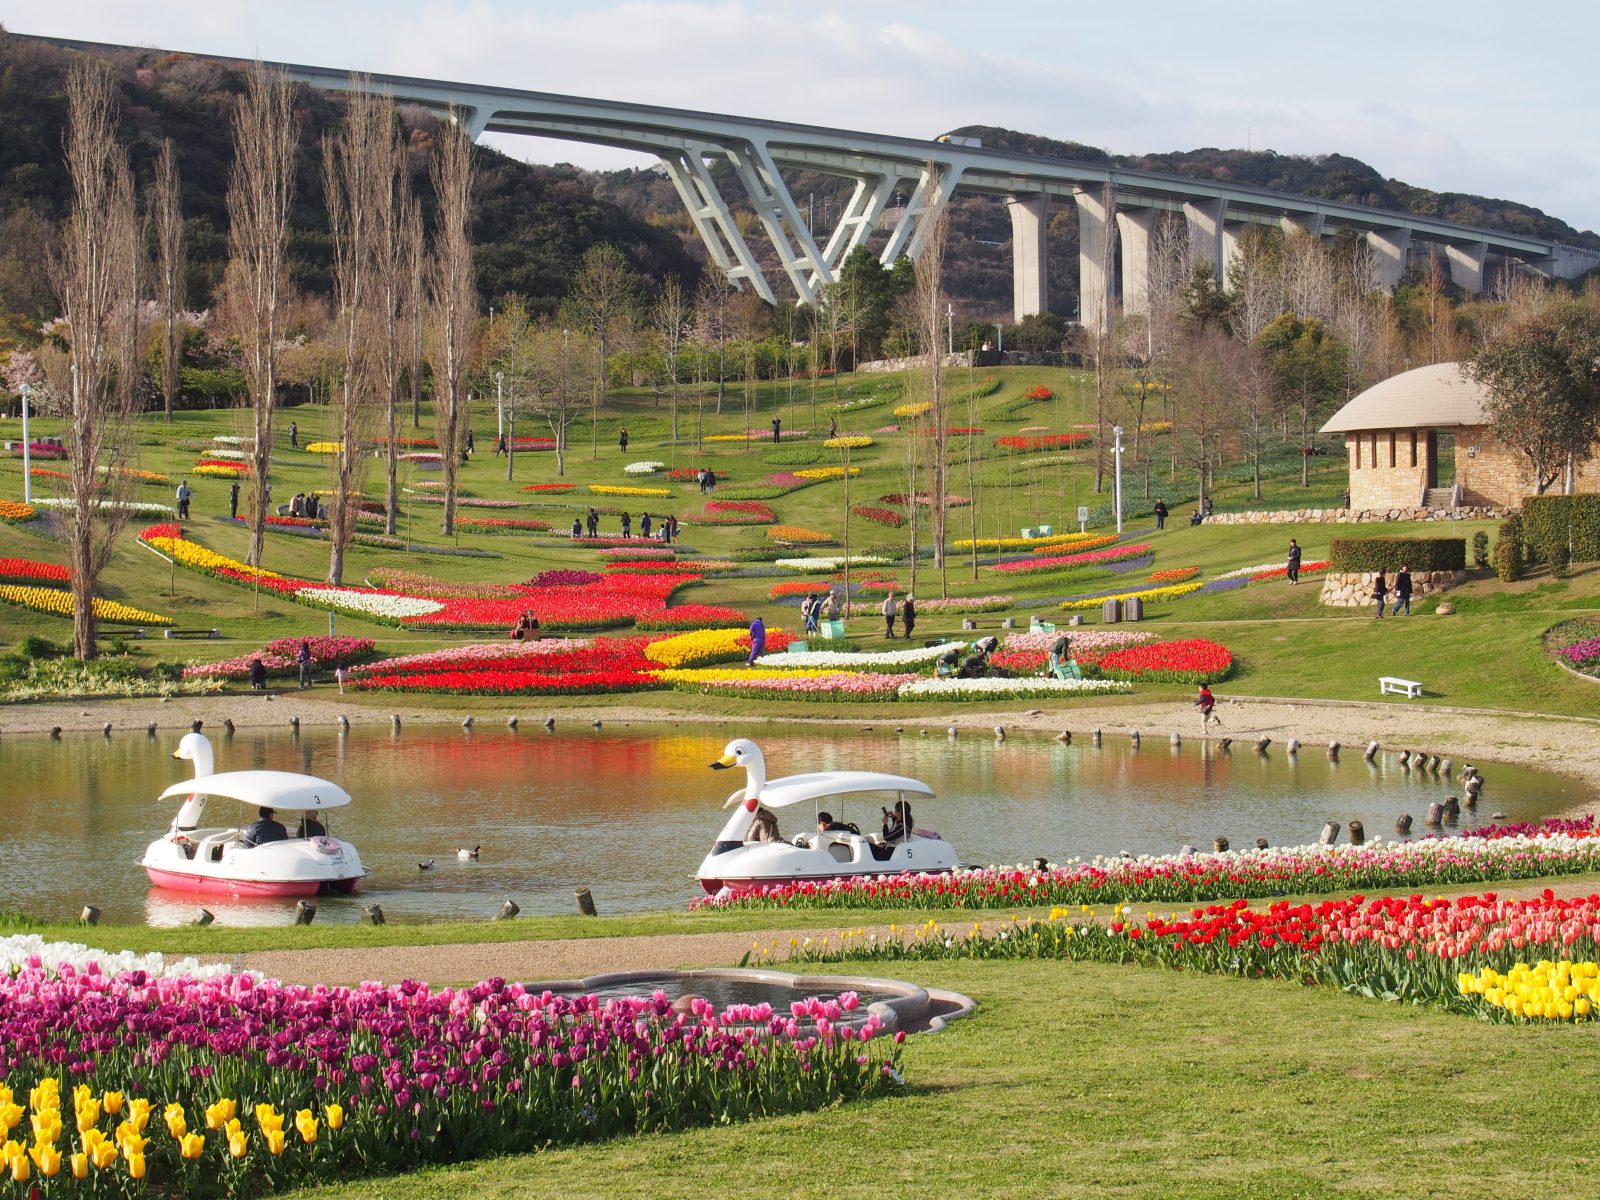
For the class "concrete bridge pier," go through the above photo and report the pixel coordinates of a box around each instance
[1115,207,1159,316]
[1076,186,1117,335]
[1007,192,1050,321]
[1445,242,1489,293]
[1183,199,1227,281]
[1366,228,1412,292]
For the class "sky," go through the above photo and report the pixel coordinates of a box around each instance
[11,1,1600,234]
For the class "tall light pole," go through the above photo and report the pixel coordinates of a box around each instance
[495,371,504,442]
[946,303,954,355]
[1112,424,1125,535]
[18,383,31,503]
[994,323,1004,354]
[505,375,516,483]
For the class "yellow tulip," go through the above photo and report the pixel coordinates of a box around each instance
[118,1126,147,1158]
[29,1142,61,1178]
[179,1132,205,1161]
[254,1103,284,1135]
[10,1150,29,1182]
[127,1151,146,1180]
[1578,998,1593,1018]
[265,1128,286,1156]
[0,1103,20,1133]
[228,1131,249,1159]
[102,1092,124,1116]
[294,1109,319,1144]
[90,1139,119,1171]
[29,1111,61,1143]
[126,1098,151,1131]
[70,1152,87,1179]
[324,1103,344,1131]
[74,1099,100,1133]
[165,1103,187,1139]
[29,1082,58,1111]
[204,1099,235,1130]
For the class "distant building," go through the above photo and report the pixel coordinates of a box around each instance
[1320,361,1600,510]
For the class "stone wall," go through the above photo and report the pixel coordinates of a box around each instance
[1345,429,1431,509]
[856,351,975,375]
[1204,506,1507,525]
[1319,569,1466,607]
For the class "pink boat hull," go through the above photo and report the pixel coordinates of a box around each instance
[143,867,361,898]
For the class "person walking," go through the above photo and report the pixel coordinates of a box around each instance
[771,415,782,444]
[821,590,838,623]
[465,429,475,457]
[618,427,629,454]
[586,507,599,538]
[620,512,631,538]
[801,593,819,636]
[1195,683,1221,734]
[296,640,314,690]
[1391,564,1413,616]
[288,421,299,449]
[175,480,191,520]
[697,467,708,495]
[228,481,240,521]
[1153,499,1168,530]
[1286,538,1302,585]
[290,492,305,518]
[881,590,899,639]
[496,433,507,456]
[639,512,652,540]
[901,593,917,641]
[667,514,679,543]
[1371,570,1388,619]
[828,414,838,439]
[746,616,767,666]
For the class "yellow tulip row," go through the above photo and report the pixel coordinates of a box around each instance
[0,1081,341,1184]
[304,441,345,454]
[791,466,859,480]
[891,401,932,418]
[1459,960,1600,1021]
[0,584,173,626]
[144,531,286,583]
[0,499,36,522]
[822,435,874,449]
[949,532,1113,553]
[644,626,780,669]
[588,484,673,497]
[1058,581,1205,611]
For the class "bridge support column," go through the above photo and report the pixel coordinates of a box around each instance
[817,173,897,287]
[726,141,831,304]
[1445,242,1489,293]
[1183,199,1227,281]
[1007,193,1050,321]
[1280,213,1326,239]
[1222,221,1250,280]
[1076,187,1116,335]
[1365,228,1412,292]
[660,147,776,303]
[881,163,960,267]
[1115,208,1158,316]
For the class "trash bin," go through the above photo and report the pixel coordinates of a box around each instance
[1021,527,1036,540]
[1124,596,1144,622]
[787,641,809,653]
[824,620,846,640]
[1102,598,1122,624]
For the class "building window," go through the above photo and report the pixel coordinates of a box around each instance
[1354,436,1362,470]
[1371,432,1379,465]
[1409,430,1417,467]
[1389,431,1396,468]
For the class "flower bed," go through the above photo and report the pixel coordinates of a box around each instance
[348,639,588,678]
[1003,629,1153,653]
[1146,566,1200,584]
[0,499,36,522]
[1547,617,1600,679]
[895,677,1134,701]
[521,483,576,493]
[634,604,750,630]
[791,466,858,481]
[0,949,900,1194]
[453,517,553,533]
[183,635,376,680]
[845,595,1015,616]
[759,641,965,670]
[596,547,677,562]
[623,460,666,475]
[1094,638,1234,683]
[0,556,70,586]
[407,496,530,509]
[995,432,1088,451]
[766,524,834,546]
[655,668,915,700]
[0,584,172,626]
[5,442,65,459]
[304,440,344,454]
[891,401,931,418]
[644,626,789,670]
[1059,581,1205,610]
[668,468,728,481]
[823,435,874,450]
[35,497,178,517]
[949,533,1107,554]
[774,555,893,573]
[682,500,778,526]
[589,484,673,498]
[1245,560,1330,583]
[699,831,1600,912]
[852,505,905,527]
[991,544,1150,575]
[193,459,249,478]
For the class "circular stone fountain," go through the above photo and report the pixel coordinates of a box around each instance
[526,968,975,1035]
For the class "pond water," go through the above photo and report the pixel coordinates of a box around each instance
[0,724,1591,926]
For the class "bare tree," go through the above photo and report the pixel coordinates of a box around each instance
[47,61,143,661]
[368,93,414,536]
[404,198,425,430]
[910,201,951,592]
[693,269,734,416]
[566,243,637,456]
[225,63,298,567]
[425,118,477,536]
[654,275,689,442]
[524,323,592,478]
[150,138,186,422]
[321,86,386,584]
[1174,328,1244,509]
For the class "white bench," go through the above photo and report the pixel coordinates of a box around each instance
[1379,676,1423,698]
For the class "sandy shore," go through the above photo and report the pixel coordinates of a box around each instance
[7,690,1599,793]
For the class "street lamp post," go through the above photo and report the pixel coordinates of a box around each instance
[1112,424,1125,535]
[505,376,516,483]
[18,383,31,503]
[495,371,504,442]
[946,303,954,355]
[994,323,1004,355]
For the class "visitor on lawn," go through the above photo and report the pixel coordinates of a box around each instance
[746,616,766,666]
[1196,683,1221,732]
[881,591,898,639]
[618,427,629,454]
[1287,539,1302,585]
[901,593,916,640]
[1391,565,1413,616]
[1371,571,1388,619]
[1153,499,1168,529]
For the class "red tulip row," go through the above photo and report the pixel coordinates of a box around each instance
[0,556,70,586]
[995,432,1087,450]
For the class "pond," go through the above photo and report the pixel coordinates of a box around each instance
[0,723,1591,925]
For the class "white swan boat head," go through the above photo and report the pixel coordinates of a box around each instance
[696,738,958,895]
[140,733,369,899]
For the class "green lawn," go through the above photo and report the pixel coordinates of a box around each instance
[276,956,1600,1199]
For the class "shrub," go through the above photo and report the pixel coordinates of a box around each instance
[1472,530,1490,570]
[1521,495,1600,564]
[1493,516,1525,583]
[1328,536,1465,573]
[16,635,61,660]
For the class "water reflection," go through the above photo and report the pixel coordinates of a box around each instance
[0,724,1589,927]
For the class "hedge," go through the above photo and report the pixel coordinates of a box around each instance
[1328,536,1465,572]
[1520,495,1600,564]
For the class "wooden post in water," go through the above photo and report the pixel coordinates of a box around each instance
[575,887,598,917]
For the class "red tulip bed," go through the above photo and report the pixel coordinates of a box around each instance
[991,544,1152,575]
[0,556,70,586]
[634,603,750,631]
[453,517,553,533]
[521,483,576,493]
[1248,560,1331,583]
[852,505,905,527]
[682,500,778,525]
[989,637,1233,684]
[669,468,728,481]
[786,886,1600,1024]
[183,635,376,680]
[995,433,1089,451]
[355,638,669,695]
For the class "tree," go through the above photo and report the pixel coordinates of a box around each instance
[367,92,415,536]
[524,323,592,479]
[1469,298,1600,495]
[46,61,142,661]
[425,119,477,537]
[321,86,385,584]
[1174,328,1244,509]
[693,269,734,416]
[910,200,951,591]
[150,139,185,422]
[653,275,688,441]
[565,243,637,457]
[225,63,298,568]
[1257,312,1346,486]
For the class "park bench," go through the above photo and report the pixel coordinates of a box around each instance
[1379,676,1423,698]
[163,628,222,640]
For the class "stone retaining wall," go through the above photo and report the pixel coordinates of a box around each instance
[1319,569,1466,607]
[1205,505,1507,525]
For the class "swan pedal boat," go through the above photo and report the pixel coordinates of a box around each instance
[696,738,958,895]
[140,733,369,898]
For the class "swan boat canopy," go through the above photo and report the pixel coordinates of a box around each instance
[695,738,959,895]
[139,732,369,898]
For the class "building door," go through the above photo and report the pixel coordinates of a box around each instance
[1426,432,1438,489]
